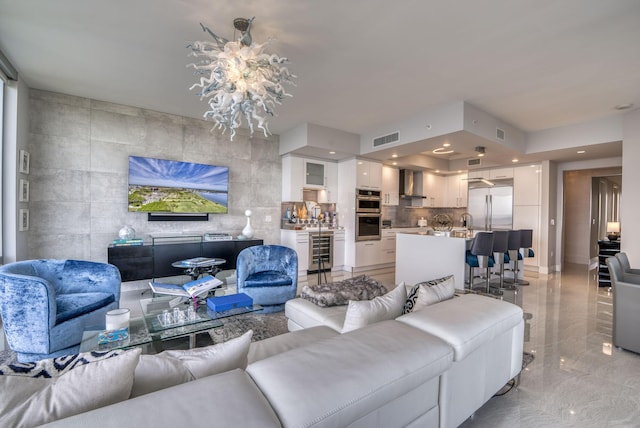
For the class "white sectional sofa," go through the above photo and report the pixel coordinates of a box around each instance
[285,293,525,428]
[32,292,523,428]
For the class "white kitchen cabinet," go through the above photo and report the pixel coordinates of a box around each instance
[514,164,541,206]
[380,229,397,264]
[356,160,383,190]
[422,172,445,207]
[445,173,468,207]
[467,170,483,179]
[304,159,326,188]
[355,241,383,267]
[280,230,309,275]
[382,166,400,206]
[489,167,514,180]
[282,155,304,202]
[283,155,338,203]
[332,229,345,270]
[318,161,338,203]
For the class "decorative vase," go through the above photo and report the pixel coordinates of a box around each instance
[118,225,135,240]
[242,210,254,239]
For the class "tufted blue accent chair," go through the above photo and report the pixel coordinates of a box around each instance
[236,245,298,313]
[0,259,121,362]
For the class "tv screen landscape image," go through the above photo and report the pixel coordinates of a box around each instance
[128,156,229,214]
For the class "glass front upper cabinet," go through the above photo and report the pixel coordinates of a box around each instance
[304,161,325,188]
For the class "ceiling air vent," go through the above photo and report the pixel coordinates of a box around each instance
[373,131,399,147]
[496,127,505,141]
[467,158,482,167]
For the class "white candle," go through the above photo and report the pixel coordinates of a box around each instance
[105,308,130,331]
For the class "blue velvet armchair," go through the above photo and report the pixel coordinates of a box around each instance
[236,245,298,313]
[0,259,121,362]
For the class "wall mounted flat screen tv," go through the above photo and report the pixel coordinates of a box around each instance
[128,156,229,214]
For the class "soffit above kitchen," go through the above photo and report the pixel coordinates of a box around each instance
[280,101,623,172]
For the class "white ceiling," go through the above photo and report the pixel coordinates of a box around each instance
[1,0,638,166]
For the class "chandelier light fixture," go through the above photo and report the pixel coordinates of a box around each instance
[187,17,296,140]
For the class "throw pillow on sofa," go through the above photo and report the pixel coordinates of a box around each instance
[300,274,388,307]
[130,330,253,397]
[403,275,455,314]
[0,348,141,428]
[342,282,406,333]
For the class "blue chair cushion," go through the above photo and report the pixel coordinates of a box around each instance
[466,253,495,268]
[56,292,115,324]
[244,271,294,288]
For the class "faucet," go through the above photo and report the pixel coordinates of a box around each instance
[460,212,473,230]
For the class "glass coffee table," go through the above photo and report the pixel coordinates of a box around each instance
[80,295,262,353]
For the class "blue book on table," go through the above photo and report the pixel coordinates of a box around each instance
[207,293,253,312]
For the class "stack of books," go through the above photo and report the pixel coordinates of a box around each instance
[204,233,232,241]
[111,238,144,246]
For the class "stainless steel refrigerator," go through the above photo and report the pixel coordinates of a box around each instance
[467,179,513,230]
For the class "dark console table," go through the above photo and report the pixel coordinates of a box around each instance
[108,235,263,281]
[598,239,620,288]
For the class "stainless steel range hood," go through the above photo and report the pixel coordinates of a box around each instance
[399,169,426,198]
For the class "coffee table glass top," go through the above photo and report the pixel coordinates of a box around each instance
[80,294,262,353]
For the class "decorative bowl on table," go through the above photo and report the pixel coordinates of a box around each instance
[431,214,453,231]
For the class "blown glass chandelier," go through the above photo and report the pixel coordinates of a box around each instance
[187,17,295,140]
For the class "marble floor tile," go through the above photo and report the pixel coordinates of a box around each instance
[461,263,640,428]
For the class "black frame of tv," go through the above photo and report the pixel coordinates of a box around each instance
[147,213,209,222]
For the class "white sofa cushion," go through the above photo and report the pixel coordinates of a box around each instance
[285,297,348,332]
[40,369,281,428]
[248,326,338,364]
[247,320,453,428]
[342,281,407,333]
[0,348,141,427]
[397,293,523,361]
[131,330,252,397]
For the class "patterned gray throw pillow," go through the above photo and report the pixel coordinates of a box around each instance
[301,275,388,307]
[403,275,455,314]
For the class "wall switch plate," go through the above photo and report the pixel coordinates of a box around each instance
[265,215,272,222]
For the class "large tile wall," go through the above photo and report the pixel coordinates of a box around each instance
[27,90,282,262]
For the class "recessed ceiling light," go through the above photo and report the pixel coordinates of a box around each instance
[435,170,440,173]
[392,161,397,166]
[433,147,454,155]
[391,154,398,158]
[329,151,336,154]
[577,150,586,154]
[614,103,634,110]
[443,142,451,147]
[458,170,462,173]
[477,153,485,157]
[512,158,519,163]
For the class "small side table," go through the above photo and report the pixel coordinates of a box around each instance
[171,257,226,281]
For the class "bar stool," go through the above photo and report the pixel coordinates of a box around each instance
[516,229,534,286]
[489,230,513,292]
[504,230,522,285]
[465,232,494,292]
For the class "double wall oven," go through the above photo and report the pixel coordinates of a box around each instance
[355,189,382,241]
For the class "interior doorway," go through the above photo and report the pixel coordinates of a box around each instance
[562,167,622,268]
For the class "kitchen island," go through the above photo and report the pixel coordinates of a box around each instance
[395,231,468,289]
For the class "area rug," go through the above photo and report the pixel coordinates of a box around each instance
[209,311,288,344]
